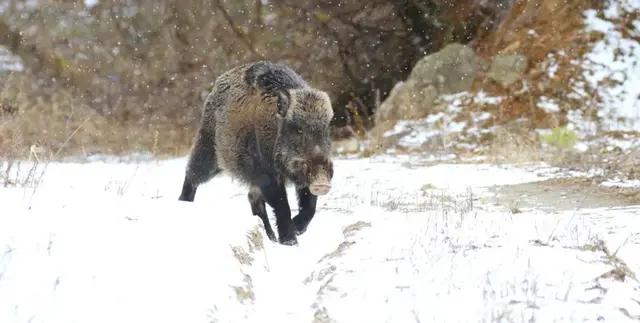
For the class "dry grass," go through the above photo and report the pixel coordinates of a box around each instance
[245,228,264,253]
[230,274,256,304]
[0,144,45,188]
[316,241,357,264]
[311,307,333,323]
[532,233,639,320]
[374,185,476,217]
[596,238,637,283]
[230,245,254,267]
[0,73,193,159]
[306,220,373,285]
[484,125,544,165]
[508,200,522,214]
[556,136,640,180]
[228,230,264,306]
[342,221,372,238]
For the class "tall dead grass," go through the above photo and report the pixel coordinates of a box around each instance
[0,72,193,160]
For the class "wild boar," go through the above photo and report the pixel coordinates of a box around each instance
[178,61,335,245]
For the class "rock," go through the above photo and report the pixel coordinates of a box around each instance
[375,43,487,123]
[487,55,528,86]
[408,43,487,94]
[374,80,437,122]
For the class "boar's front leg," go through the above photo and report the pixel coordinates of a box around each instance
[248,187,277,242]
[292,186,318,236]
[255,174,298,246]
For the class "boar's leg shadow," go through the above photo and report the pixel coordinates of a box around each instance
[292,187,318,236]
[255,174,298,245]
[179,122,221,202]
[248,188,277,242]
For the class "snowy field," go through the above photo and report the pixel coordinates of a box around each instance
[1,155,639,323]
[0,1,639,322]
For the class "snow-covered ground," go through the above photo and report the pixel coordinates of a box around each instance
[582,0,640,132]
[0,1,638,321]
[1,155,639,323]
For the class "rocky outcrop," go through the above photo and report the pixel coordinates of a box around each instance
[374,43,487,123]
[487,55,528,86]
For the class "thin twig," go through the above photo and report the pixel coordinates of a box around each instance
[215,0,265,60]
[252,0,263,41]
[52,117,91,159]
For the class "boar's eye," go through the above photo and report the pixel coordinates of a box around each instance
[288,123,303,135]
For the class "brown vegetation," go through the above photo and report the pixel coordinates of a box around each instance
[354,0,636,166]
[467,0,606,131]
[1,0,629,164]
[0,0,514,158]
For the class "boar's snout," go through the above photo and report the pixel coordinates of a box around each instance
[310,183,331,196]
[309,172,331,196]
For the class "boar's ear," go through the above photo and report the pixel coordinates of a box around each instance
[275,90,290,118]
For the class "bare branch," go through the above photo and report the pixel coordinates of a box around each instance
[215,0,265,60]
[252,0,263,41]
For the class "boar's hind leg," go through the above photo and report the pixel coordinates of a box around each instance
[248,188,277,242]
[292,187,318,236]
[255,174,297,246]
[179,125,221,202]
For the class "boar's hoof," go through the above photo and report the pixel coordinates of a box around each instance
[279,235,299,246]
[293,217,309,236]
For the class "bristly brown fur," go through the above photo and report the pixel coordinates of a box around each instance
[285,89,334,122]
[178,61,335,246]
